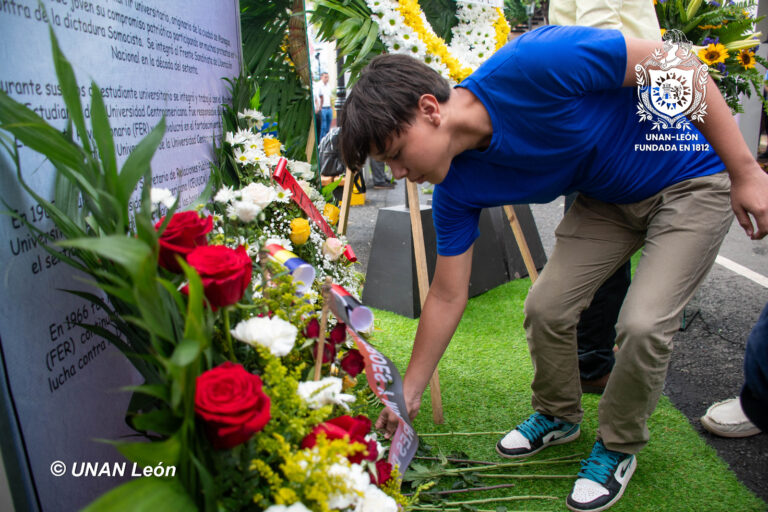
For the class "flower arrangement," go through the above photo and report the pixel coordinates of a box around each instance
[0,31,409,512]
[367,0,511,83]
[655,0,767,113]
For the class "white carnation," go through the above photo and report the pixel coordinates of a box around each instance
[232,201,261,223]
[327,462,370,510]
[231,316,297,357]
[150,188,176,208]
[264,503,311,512]
[241,182,277,209]
[356,484,398,512]
[214,186,237,204]
[289,161,314,180]
[298,376,355,410]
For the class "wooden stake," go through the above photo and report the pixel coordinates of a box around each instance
[337,168,354,235]
[305,118,316,163]
[406,181,444,424]
[503,205,538,283]
[313,277,333,381]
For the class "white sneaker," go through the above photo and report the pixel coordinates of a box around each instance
[700,397,761,438]
[566,440,636,512]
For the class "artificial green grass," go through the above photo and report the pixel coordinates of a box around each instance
[366,279,766,511]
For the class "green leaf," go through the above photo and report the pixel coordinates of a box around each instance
[49,26,92,155]
[113,435,181,467]
[170,338,203,368]
[130,409,181,435]
[89,82,118,195]
[57,235,152,278]
[122,384,170,403]
[118,118,165,206]
[0,90,84,170]
[81,477,196,512]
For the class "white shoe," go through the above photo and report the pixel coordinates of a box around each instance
[700,397,761,438]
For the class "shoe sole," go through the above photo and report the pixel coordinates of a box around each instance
[566,456,637,512]
[495,426,580,459]
[700,416,762,438]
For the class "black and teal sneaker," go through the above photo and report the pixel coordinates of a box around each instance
[566,439,636,512]
[495,411,580,458]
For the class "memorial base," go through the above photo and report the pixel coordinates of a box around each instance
[363,205,546,318]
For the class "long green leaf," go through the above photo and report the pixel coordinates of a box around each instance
[49,26,92,156]
[81,477,196,512]
[118,118,165,206]
[0,91,84,170]
[57,235,152,278]
[89,82,118,196]
[113,435,181,468]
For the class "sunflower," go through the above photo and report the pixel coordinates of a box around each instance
[698,43,729,65]
[737,49,756,70]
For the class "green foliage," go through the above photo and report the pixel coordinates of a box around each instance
[655,0,767,113]
[240,0,314,161]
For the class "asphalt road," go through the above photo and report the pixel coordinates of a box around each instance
[347,181,768,504]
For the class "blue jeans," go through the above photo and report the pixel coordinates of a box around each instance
[741,302,768,431]
[320,107,333,142]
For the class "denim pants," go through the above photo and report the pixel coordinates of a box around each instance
[741,302,768,432]
[524,172,733,454]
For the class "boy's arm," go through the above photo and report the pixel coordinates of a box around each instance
[623,37,768,239]
[375,246,474,437]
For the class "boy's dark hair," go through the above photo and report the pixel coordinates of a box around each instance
[339,53,451,171]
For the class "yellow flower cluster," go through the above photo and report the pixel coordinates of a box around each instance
[493,7,511,51]
[396,0,473,82]
[280,435,366,512]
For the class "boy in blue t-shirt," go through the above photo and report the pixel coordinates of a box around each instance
[339,26,768,512]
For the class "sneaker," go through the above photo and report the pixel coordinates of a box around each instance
[700,397,762,438]
[566,440,636,512]
[496,412,580,458]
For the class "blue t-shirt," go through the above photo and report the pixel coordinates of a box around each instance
[433,25,725,256]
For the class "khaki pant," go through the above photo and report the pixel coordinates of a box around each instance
[523,172,733,454]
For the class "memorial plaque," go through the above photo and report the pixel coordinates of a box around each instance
[0,1,242,510]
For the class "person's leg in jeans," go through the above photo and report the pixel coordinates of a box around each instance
[564,194,631,391]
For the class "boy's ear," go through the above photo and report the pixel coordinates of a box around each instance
[418,94,441,125]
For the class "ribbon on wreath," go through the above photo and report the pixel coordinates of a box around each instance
[265,243,316,294]
[273,158,357,263]
[347,328,418,476]
[328,284,374,333]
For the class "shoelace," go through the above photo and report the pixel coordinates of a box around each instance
[577,440,626,484]
[516,412,559,441]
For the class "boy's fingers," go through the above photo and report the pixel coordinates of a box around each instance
[733,204,754,239]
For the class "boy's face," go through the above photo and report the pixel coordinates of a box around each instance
[371,110,452,185]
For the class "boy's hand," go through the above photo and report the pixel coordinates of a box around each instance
[731,166,768,240]
[375,394,421,439]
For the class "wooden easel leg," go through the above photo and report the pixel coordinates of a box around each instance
[503,205,539,284]
[406,181,444,424]
[306,118,316,163]
[337,168,354,236]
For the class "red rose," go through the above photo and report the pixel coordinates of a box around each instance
[155,211,213,273]
[371,459,393,486]
[301,415,376,463]
[194,362,271,449]
[303,318,320,338]
[328,322,347,345]
[341,349,365,377]
[186,245,252,309]
[313,340,336,364]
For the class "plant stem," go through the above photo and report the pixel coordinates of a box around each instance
[419,483,517,495]
[476,473,577,479]
[435,457,582,476]
[412,495,558,508]
[414,456,497,465]
[419,431,507,437]
[223,308,235,361]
